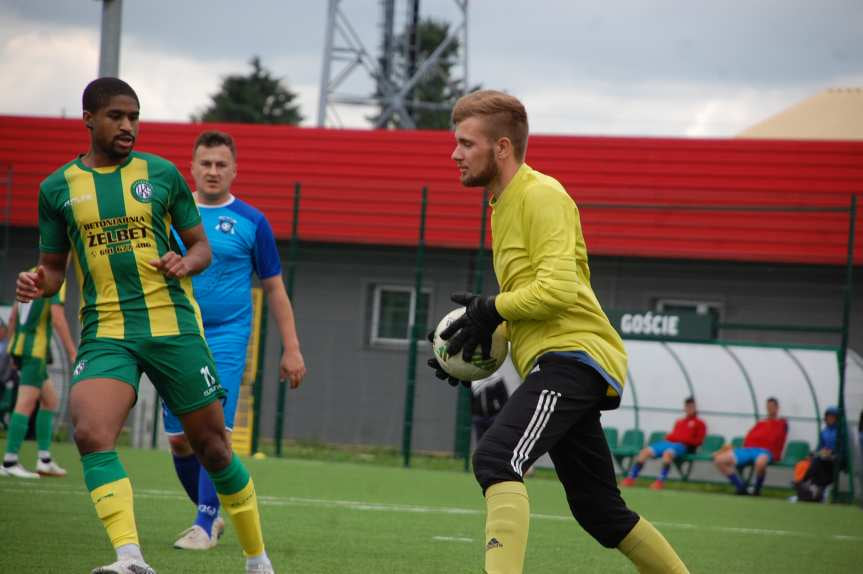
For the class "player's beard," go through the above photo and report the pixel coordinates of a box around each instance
[99,134,135,161]
[462,148,499,188]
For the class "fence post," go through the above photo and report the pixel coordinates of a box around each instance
[402,186,428,467]
[275,182,302,457]
[251,295,269,455]
[835,194,857,501]
[454,189,490,469]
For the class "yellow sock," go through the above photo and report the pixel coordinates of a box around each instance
[218,477,264,557]
[90,477,139,548]
[618,517,689,574]
[484,481,530,574]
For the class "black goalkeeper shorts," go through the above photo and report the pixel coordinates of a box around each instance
[472,351,639,547]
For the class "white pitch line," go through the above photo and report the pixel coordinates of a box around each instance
[2,483,861,543]
[432,536,474,543]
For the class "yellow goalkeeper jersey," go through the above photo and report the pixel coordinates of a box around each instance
[491,163,627,397]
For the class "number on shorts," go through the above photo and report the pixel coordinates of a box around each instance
[200,365,216,387]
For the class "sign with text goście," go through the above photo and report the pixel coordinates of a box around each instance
[605,309,714,341]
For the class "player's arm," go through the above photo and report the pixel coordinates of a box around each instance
[50,304,77,363]
[4,304,16,344]
[152,164,209,279]
[694,420,707,446]
[150,224,211,279]
[16,253,68,302]
[26,183,71,301]
[261,275,306,389]
[494,185,581,321]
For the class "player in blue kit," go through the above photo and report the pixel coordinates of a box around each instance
[163,130,306,550]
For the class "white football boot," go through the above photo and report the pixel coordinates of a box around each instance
[90,558,156,574]
[36,459,67,477]
[174,515,225,550]
[173,525,211,550]
[211,516,225,544]
[0,462,40,479]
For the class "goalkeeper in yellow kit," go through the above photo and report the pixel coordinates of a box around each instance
[429,90,689,574]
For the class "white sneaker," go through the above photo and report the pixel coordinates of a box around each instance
[211,516,225,543]
[91,558,156,574]
[0,463,40,479]
[245,561,275,574]
[36,459,67,477]
[173,525,213,550]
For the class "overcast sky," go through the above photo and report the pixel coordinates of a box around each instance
[1,0,861,136]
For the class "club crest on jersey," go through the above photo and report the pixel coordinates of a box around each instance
[216,216,237,235]
[130,179,154,203]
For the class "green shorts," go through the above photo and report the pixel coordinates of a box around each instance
[13,355,48,388]
[71,334,226,416]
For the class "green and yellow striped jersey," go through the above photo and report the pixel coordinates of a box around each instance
[10,279,66,361]
[38,151,204,340]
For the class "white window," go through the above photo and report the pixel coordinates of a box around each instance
[370,285,431,345]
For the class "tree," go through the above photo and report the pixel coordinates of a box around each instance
[194,56,303,125]
[372,18,469,129]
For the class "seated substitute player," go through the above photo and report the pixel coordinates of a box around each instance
[428,90,689,574]
[164,130,306,550]
[16,77,274,574]
[1,277,76,478]
[713,396,787,496]
[622,396,706,489]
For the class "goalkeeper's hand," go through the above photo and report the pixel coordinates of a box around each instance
[426,330,471,388]
[439,292,504,363]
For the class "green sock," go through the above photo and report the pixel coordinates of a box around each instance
[82,451,128,491]
[4,412,30,459]
[36,409,55,452]
[208,454,251,495]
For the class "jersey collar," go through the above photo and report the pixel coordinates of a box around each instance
[195,194,235,208]
[74,152,135,174]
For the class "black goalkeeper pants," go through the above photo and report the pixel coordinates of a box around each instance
[472,352,640,548]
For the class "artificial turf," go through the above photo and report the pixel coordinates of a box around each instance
[1,441,861,573]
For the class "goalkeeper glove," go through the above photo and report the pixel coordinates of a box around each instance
[427,330,470,388]
[439,291,504,362]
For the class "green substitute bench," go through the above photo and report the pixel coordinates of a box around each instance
[606,428,644,474]
[737,440,811,484]
[673,434,725,480]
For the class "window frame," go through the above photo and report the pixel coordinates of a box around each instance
[369,284,432,347]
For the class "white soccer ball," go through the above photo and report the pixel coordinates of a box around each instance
[432,307,508,381]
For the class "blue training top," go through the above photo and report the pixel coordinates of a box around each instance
[818,424,838,452]
[175,196,281,341]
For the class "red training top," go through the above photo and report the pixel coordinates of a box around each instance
[666,415,707,447]
[744,418,788,461]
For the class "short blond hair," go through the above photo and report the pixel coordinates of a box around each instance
[452,90,529,161]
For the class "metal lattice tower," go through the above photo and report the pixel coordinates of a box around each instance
[317,0,469,128]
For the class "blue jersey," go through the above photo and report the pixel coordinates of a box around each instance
[818,424,838,452]
[180,196,281,341]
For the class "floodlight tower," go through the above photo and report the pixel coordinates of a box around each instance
[317,0,469,128]
[98,0,123,77]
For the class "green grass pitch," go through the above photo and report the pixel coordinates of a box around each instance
[1,442,861,573]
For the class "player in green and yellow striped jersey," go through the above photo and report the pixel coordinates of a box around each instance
[1,277,76,479]
[16,78,273,574]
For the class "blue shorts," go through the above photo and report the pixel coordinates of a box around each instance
[733,447,772,467]
[649,440,688,459]
[162,335,248,435]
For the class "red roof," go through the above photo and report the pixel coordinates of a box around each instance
[1,115,861,264]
